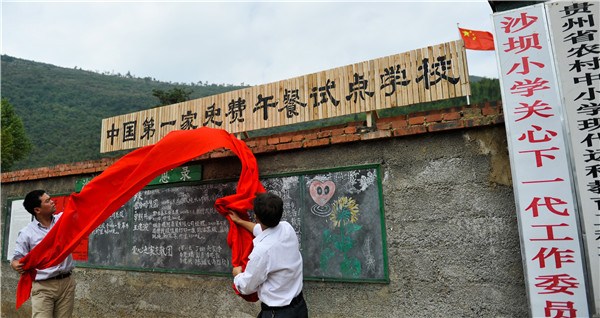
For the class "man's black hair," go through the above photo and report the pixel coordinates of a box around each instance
[253,192,283,228]
[23,190,46,216]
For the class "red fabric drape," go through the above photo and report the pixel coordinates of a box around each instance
[16,127,263,308]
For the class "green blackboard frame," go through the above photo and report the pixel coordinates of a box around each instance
[295,164,389,283]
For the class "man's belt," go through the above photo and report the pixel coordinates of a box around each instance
[36,271,71,282]
[261,291,304,310]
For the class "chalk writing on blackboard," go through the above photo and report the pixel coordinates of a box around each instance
[78,165,388,282]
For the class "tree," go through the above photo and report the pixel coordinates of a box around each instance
[1,98,32,172]
[470,78,501,103]
[152,87,194,107]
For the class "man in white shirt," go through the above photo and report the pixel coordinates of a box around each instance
[11,190,76,317]
[230,192,308,318]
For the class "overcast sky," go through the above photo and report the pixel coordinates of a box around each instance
[2,1,498,86]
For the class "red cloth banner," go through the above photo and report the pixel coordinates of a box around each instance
[16,127,264,308]
[459,27,495,51]
[51,196,88,261]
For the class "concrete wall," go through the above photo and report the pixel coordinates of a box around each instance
[1,123,529,317]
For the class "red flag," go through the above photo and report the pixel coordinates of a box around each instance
[459,27,495,51]
[15,127,264,308]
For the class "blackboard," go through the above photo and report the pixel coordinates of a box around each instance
[78,164,388,282]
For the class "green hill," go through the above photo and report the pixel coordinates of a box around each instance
[1,55,247,170]
[1,55,500,171]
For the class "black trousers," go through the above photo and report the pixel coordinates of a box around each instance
[258,292,308,318]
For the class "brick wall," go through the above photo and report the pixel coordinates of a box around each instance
[0,101,503,183]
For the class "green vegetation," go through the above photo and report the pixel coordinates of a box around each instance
[1,98,32,172]
[1,55,501,171]
[152,87,194,107]
[377,76,501,117]
[1,55,246,170]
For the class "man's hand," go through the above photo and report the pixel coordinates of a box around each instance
[228,210,242,224]
[11,259,25,274]
[228,210,257,233]
[232,266,242,277]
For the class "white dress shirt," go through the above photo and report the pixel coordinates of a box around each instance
[234,221,303,307]
[12,212,74,280]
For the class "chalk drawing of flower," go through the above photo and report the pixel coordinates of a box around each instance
[330,196,359,227]
[321,196,362,277]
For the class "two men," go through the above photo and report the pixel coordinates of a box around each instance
[11,190,307,317]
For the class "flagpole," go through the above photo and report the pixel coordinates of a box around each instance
[457,23,471,106]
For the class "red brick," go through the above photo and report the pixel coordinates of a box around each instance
[304,132,319,140]
[443,112,461,121]
[279,135,293,143]
[393,125,428,137]
[376,117,396,125]
[245,140,257,148]
[317,131,332,138]
[331,134,361,144]
[426,113,443,123]
[304,138,330,148]
[376,122,392,130]
[292,134,304,142]
[254,138,268,146]
[344,126,357,134]
[482,106,498,116]
[267,137,279,145]
[391,119,408,129]
[276,141,303,151]
[330,128,346,136]
[408,116,425,125]
[427,121,465,132]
